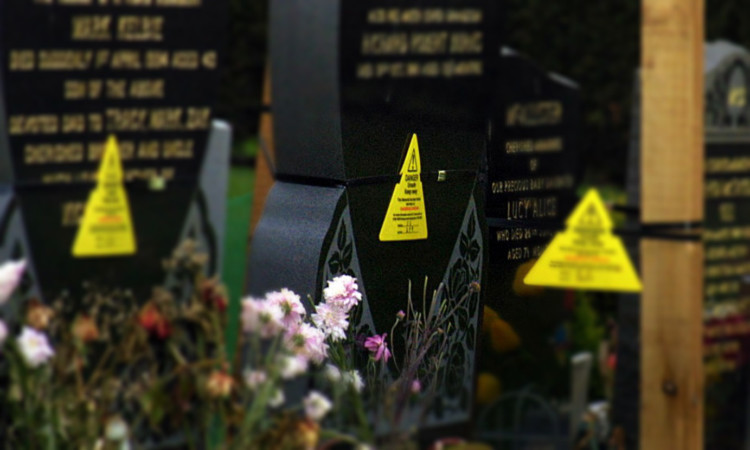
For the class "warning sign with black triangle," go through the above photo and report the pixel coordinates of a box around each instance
[524,189,642,292]
[72,135,137,258]
[379,134,428,241]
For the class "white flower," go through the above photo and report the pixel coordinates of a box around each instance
[303,390,333,421]
[284,323,328,364]
[243,369,267,391]
[279,355,309,379]
[312,302,349,342]
[0,260,25,304]
[266,288,306,327]
[241,297,284,338]
[342,370,364,393]
[323,275,362,312]
[323,364,341,382]
[268,388,285,408]
[105,415,129,441]
[17,326,54,367]
[0,320,7,348]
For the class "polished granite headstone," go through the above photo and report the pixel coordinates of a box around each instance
[484,47,580,319]
[476,49,581,446]
[0,1,229,303]
[250,0,500,432]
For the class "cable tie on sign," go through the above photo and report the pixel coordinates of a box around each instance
[614,221,704,242]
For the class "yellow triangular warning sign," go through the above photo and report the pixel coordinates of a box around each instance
[72,135,137,258]
[524,189,642,292]
[379,134,428,241]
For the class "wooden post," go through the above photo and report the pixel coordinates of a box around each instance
[250,64,276,234]
[640,1,704,449]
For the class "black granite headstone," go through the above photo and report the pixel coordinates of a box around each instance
[702,40,750,450]
[478,48,581,443]
[250,0,500,433]
[0,1,229,303]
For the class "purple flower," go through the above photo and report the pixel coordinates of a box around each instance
[364,333,391,362]
[323,275,362,312]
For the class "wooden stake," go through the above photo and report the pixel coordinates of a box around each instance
[250,64,276,235]
[640,1,704,449]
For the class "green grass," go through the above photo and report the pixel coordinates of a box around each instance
[228,166,256,198]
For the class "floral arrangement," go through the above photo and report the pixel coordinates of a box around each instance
[0,242,478,449]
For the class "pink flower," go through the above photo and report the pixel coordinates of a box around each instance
[266,288,306,327]
[284,323,328,364]
[411,379,421,394]
[311,303,349,341]
[241,297,284,338]
[17,326,54,367]
[323,275,362,312]
[0,260,25,304]
[364,333,391,362]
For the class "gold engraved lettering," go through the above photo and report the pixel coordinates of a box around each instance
[362,33,408,56]
[65,80,87,99]
[410,32,448,55]
[706,178,750,199]
[10,50,35,71]
[130,79,164,98]
[406,62,420,77]
[111,50,141,69]
[445,9,482,24]
[106,79,127,99]
[155,0,201,6]
[202,51,217,69]
[9,115,59,135]
[422,62,440,77]
[137,140,160,159]
[450,31,482,54]
[88,142,104,162]
[117,16,164,41]
[507,101,564,127]
[145,50,170,69]
[95,50,110,68]
[62,202,85,227]
[401,9,422,24]
[149,108,183,130]
[88,114,103,133]
[357,63,374,79]
[386,8,400,24]
[39,50,93,70]
[707,157,750,174]
[719,202,736,223]
[42,173,73,184]
[25,143,84,164]
[453,60,482,76]
[88,80,103,99]
[186,107,211,130]
[60,0,92,4]
[368,9,385,24]
[162,139,194,159]
[72,15,112,41]
[424,9,444,23]
[729,87,747,108]
[172,51,199,69]
[106,108,148,131]
[62,114,86,133]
